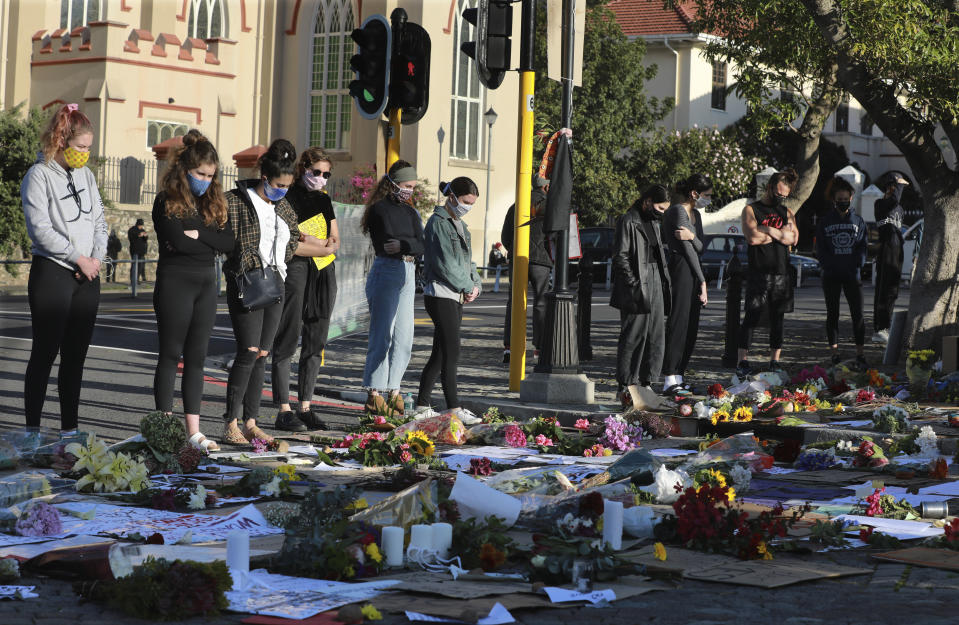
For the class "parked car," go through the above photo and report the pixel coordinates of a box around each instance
[700,233,819,284]
[570,226,614,284]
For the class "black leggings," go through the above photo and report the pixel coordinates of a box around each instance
[24,256,100,430]
[822,276,865,347]
[153,264,218,415]
[663,259,702,376]
[225,279,283,422]
[874,239,902,331]
[416,295,463,409]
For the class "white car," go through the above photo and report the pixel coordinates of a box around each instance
[902,219,922,283]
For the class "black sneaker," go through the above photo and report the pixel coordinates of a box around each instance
[831,352,841,365]
[855,354,868,370]
[735,360,752,378]
[298,409,327,431]
[502,349,510,364]
[275,410,307,432]
[769,360,786,374]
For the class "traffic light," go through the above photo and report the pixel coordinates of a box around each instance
[461,0,513,89]
[389,21,431,125]
[349,15,391,120]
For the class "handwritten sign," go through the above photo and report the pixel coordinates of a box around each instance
[298,212,335,270]
[543,587,616,604]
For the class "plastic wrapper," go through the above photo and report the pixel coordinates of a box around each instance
[638,465,692,503]
[465,423,513,445]
[623,506,660,538]
[485,467,576,497]
[394,413,468,445]
[0,430,65,468]
[349,478,437,530]
[0,470,75,509]
[680,432,774,473]
[607,448,663,483]
[727,378,771,396]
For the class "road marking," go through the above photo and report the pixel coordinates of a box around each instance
[0,335,159,356]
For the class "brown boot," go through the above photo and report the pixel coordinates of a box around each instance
[389,392,405,417]
[365,392,389,416]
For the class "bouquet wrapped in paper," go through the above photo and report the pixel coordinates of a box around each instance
[394,413,468,445]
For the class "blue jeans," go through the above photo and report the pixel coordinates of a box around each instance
[363,257,415,391]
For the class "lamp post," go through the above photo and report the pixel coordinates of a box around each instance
[436,126,446,204]
[482,107,498,277]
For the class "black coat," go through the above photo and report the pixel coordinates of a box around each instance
[500,189,553,268]
[610,207,671,315]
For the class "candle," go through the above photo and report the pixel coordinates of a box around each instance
[382,526,404,567]
[432,522,453,558]
[226,529,249,574]
[602,500,623,551]
[409,524,432,550]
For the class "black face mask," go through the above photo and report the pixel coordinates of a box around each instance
[835,200,851,213]
[643,204,664,221]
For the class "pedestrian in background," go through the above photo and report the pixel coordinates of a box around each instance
[106,229,121,282]
[662,174,710,396]
[360,160,424,417]
[152,129,235,453]
[872,173,909,345]
[488,242,506,268]
[271,147,338,432]
[21,103,107,439]
[128,218,149,283]
[817,176,867,367]
[412,177,482,421]
[610,184,672,412]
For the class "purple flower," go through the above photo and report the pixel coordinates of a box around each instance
[597,416,643,451]
[251,438,269,453]
[15,501,63,537]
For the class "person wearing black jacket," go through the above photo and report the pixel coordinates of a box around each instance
[152,130,235,452]
[872,174,909,344]
[500,175,553,363]
[271,147,338,432]
[610,185,672,412]
[816,176,868,367]
[128,218,149,283]
[106,229,122,282]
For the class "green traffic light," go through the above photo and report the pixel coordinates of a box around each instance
[363,89,374,103]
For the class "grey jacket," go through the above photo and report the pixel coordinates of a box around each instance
[21,158,108,270]
[423,206,481,296]
[610,206,671,315]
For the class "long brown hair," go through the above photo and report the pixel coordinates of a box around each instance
[159,129,228,228]
[40,103,94,163]
[361,160,413,234]
[295,146,332,180]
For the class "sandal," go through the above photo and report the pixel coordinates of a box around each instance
[389,393,405,416]
[189,432,220,453]
[365,393,389,416]
[222,422,248,445]
[243,424,274,443]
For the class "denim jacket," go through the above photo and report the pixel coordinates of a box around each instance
[423,206,481,295]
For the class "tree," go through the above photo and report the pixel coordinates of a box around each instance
[533,1,672,226]
[0,105,48,274]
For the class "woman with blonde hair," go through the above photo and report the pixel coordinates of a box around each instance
[21,103,107,439]
[152,129,234,452]
[360,160,424,415]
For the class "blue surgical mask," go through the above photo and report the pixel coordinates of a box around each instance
[263,180,288,202]
[188,173,212,197]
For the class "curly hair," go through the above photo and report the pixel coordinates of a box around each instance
[825,176,854,200]
[40,103,94,163]
[294,146,333,179]
[159,129,228,228]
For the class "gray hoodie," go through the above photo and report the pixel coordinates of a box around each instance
[21,157,108,270]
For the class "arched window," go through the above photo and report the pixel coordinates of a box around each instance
[309,0,354,151]
[60,0,101,30]
[450,0,485,161]
[187,0,226,39]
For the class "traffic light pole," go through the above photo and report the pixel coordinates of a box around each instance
[508,0,535,392]
[387,107,402,169]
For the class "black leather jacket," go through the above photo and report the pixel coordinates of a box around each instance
[610,206,671,315]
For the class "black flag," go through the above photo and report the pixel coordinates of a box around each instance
[544,134,572,233]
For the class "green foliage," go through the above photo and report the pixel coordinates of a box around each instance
[534,2,672,226]
[139,411,187,455]
[451,515,514,571]
[809,520,850,547]
[0,105,49,272]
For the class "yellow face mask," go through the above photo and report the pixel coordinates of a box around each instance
[62,145,90,169]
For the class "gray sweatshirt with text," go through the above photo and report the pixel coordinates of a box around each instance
[21,158,108,270]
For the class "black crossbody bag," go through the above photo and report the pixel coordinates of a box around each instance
[236,213,283,311]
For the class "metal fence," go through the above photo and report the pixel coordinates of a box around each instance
[95,157,239,205]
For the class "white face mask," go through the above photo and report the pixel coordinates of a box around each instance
[451,198,473,218]
[695,196,711,209]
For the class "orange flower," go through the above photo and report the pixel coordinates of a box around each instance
[479,542,506,570]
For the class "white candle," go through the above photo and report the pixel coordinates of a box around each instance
[432,522,453,558]
[382,526,404,567]
[409,524,432,550]
[603,500,624,551]
[226,529,249,574]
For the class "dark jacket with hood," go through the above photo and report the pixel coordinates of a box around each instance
[816,206,867,282]
[500,188,553,268]
[610,202,671,315]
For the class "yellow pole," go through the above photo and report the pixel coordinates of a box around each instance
[509,70,535,391]
[386,108,402,169]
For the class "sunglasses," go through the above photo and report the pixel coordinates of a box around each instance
[309,169,332,179]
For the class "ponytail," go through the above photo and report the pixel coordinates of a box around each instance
[40,103,94,163]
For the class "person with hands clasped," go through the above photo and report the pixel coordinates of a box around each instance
[412,178,482,421]
[662,174,710,396]
[360,160,425,417]
[152,130,235,453]
[20,103,107,439]
[871,173,909,345]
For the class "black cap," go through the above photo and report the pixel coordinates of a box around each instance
[135,218,145,226]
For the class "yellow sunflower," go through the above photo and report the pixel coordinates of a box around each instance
[733,406,753,422]
[405,430,435,457]
[711,409,730,425]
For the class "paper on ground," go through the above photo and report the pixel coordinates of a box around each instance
[834,515,945,540]
[450,472,521,527]
[0,534,114,559]
[543,587,616,604]
[762,466,801,475]
[918,481,959,496]
[440,446,537,460]
[648,448,697,457]
[826,493,951,506]
[406,601,514,624]
[0,585,38,599]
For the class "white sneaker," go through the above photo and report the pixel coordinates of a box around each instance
[871,329,889,344]
[453,408,481,425]
[410,406,438,420]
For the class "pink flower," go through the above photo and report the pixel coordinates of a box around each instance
[503,425,527,448]
[399,450,413,463]
[574,419,590,430]
[374,415,387,425]
[534,434,553,447]
[583,448,594,457]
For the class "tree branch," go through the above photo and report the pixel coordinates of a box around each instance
[787,63,842,209]
[798,0,948,182]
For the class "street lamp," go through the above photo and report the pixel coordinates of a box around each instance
[482,107,498,277]
[436,126,446,204]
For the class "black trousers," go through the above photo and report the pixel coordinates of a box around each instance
[417,295,463,409]
[225,279,283,422]
[153,264,218,415]
[822,276,865,346]
[503,262,550,349]
[616,279,665,388]
[874,239,903,331]
[663,259,701,376]
[130,253,147,283]
[24,256,100,430]
[738,272,790,351]
[272,259,336,406]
